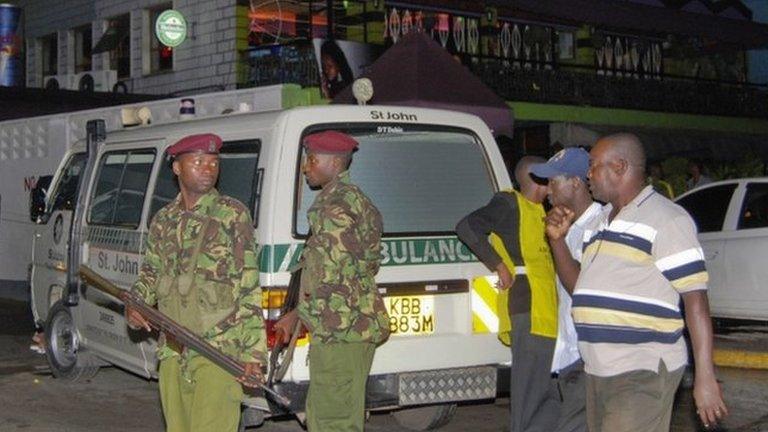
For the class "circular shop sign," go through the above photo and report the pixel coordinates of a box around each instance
[155,10,187,47]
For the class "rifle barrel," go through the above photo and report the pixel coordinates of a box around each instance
[78,265,291,407]
[79,265,125,299]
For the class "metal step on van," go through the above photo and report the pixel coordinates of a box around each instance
[28,101,512,430]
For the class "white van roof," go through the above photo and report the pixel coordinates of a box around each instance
[73,105,494,151]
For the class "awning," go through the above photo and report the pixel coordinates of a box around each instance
[488,0,768,49]
[0,87,166,121]
[332,32,514,137]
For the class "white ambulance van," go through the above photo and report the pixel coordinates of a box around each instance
[1,85,285,301]
[29,103,512,429]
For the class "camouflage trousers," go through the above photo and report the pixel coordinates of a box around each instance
[159,356,243,432]
[306,342,376,432]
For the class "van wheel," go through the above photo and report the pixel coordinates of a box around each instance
[391,404,457,431]
[44,301,99,381]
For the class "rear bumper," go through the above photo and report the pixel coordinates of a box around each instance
[268,364,509,414]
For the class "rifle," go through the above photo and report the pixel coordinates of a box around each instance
[266,266,302,386]
[78,265,291,408]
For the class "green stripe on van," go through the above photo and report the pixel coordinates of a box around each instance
[380,237,477,266]
[258,237,478,273]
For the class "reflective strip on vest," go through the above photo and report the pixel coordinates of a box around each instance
[470,265,525,334]
[472,275,501,334]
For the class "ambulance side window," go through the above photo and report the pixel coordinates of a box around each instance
[49,153,87,212]
[148,140,261,223]
[88,150,156,228]
[217,140,261,220]
[149,159,177,222]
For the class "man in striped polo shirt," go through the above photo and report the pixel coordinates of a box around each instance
[556,133,727,432]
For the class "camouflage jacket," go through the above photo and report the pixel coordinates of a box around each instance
[132,189,266,364]
[297,171,390,345]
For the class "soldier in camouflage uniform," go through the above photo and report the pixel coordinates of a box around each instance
[127,133,266,432]
[276,130,390,432]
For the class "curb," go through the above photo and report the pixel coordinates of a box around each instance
[713,349,768,369]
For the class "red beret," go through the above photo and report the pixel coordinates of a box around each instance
[167,133,222,157]
[303,131,358,154]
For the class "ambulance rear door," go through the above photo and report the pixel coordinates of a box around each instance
[269,106,512,407]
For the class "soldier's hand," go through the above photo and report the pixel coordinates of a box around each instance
[495,263,514,290]
[125,305,152,332]
[274,310,298,346]
[545,206,575,240]
[238,361,265,388]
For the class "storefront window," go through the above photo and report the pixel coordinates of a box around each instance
[41,33,58,76]
[242,0,378,48]
[109,15,130,78]
[381,8,482,58]
[557,30,575,60]
[148,4,173,73]
[329,1,370,42]
[245,0,313,46]
[74,24,92,73]
[493,20,555,68]
[593,31,663,78]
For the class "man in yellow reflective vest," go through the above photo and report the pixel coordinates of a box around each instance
[456,156,559,432]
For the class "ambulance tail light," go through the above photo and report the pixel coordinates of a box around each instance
[262,287,307,349]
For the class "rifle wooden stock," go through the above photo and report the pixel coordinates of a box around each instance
[78,265,290,408]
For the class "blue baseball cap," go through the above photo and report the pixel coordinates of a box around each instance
[530,147,590,181]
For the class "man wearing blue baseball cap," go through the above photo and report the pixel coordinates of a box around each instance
[544,135,726,432]
[531,147,599,432]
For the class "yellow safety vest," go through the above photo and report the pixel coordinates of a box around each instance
[486,190,558,345]
[648,177,675,199]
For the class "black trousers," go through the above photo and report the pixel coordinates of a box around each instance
[552,360,587,432]
[509,313,560,432]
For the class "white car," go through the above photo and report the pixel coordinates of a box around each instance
[675,178,768,321]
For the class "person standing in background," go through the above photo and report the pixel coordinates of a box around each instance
[647,161,675,199]
[548,133,727,432]
[456,156,560,432]
[686,160,712,191]
[531,147,599,432]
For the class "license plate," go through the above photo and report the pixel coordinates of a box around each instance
[385,295,435,336]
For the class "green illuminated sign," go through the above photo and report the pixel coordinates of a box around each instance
[155,10,187,47]
[259,237,478,273]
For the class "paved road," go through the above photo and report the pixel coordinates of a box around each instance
[3,299,768,432]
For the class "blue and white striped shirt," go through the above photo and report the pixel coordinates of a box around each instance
[573,186,707,377]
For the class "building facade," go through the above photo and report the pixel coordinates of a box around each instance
[19,0,244,95]
[12,0,768,170]
[17,1,768,95]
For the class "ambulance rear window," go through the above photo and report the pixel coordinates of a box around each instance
[294,125,496,236]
